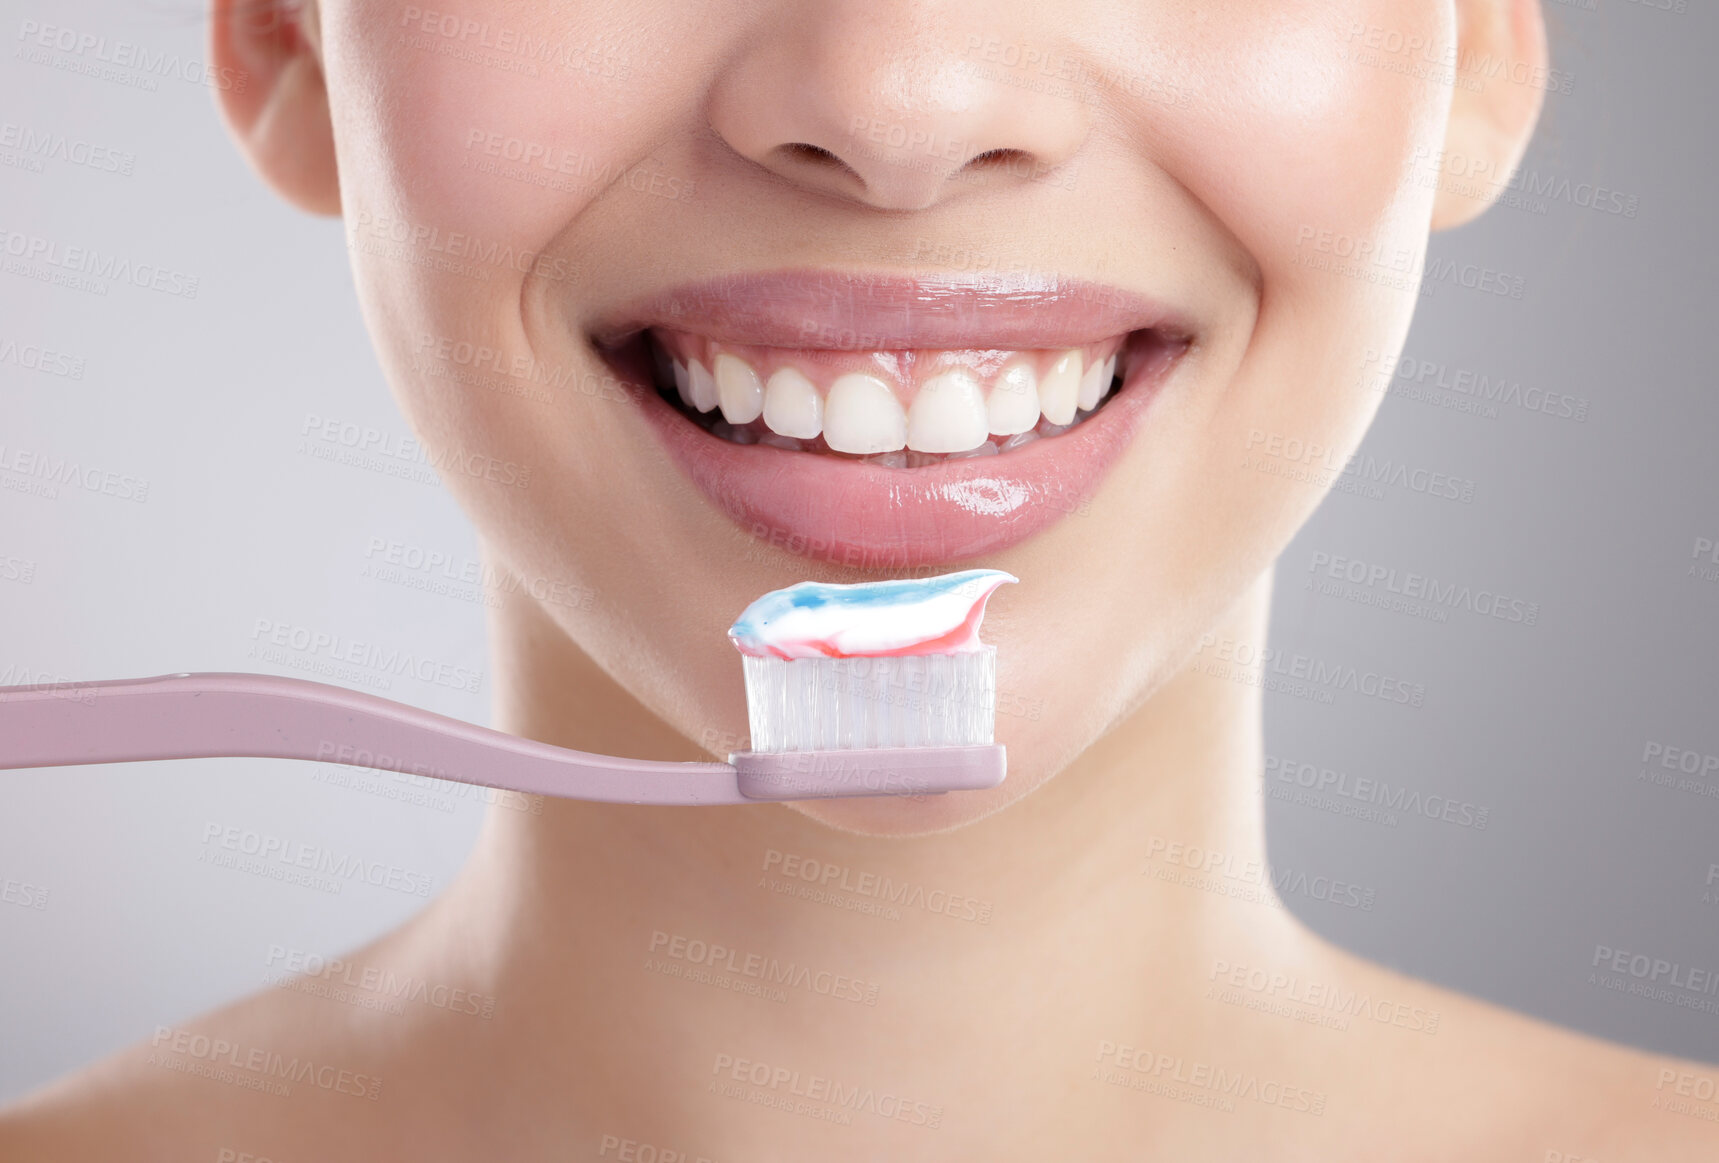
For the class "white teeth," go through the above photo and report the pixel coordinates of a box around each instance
[824,372,907,454]
[1077,356,1106,412]
[1038,351,1081,426]
[688,359,720,413]
[671,340,1123,456]
[714,353,764,424]
[672,359,694,409]
[1076,351,1117,413]
[1086,352,1113,410]
[906,370,989,453]
[761,367,822,439]
[987,362,1041,436]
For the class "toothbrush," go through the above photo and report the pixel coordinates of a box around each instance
[0,569,1016,804]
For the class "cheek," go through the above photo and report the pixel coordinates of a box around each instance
[318,2,668,386]
[324,2,692,245]
[324,13,595,302]
[316,4,671,551]
[320,8,752,748]
[1142,1,1454,545]
[1154,2,1452,274]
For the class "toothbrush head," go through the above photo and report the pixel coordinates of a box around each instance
[726,569,1016,800]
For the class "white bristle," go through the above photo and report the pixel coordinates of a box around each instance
[742,649,998,753]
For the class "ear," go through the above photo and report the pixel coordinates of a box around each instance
[208,0,340,216]
[1430,0,1549,230]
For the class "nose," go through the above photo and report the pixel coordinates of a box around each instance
[706,4,1092,212]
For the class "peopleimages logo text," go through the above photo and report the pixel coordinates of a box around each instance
[16,20,248,91]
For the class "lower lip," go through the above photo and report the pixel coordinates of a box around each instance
[630,346,1178,570]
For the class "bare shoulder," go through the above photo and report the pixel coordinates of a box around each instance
[1325,942,1719,1161]
[1481,1006,1719,1162]
[0,978,405,1163]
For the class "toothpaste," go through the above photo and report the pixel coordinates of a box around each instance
[728,569,1018,660]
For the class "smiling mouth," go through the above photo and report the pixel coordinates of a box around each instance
[585,270,1193,566]
[627,327,1173,468]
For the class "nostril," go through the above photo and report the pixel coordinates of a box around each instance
[774,142,867,188]
[784,142,836,162]
[964,148,1030,171]
[781,143,846,168]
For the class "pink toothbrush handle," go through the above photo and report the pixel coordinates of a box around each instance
[0,672,751,805]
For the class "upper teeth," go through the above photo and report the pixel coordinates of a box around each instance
[688,359,720,413]
[987,361,1042,436]
[905,370,989,454]
[1038,351,1082,427]
[714,353,764,424]
[659,338,1125,455]
[762,367,822,438]
[1078,354,1117,413]
[825,373,907,454]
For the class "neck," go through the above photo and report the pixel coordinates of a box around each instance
[444,563,1297,1141]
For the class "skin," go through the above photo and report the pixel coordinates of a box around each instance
[3,0,1715,1157]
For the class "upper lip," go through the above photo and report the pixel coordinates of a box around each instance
[589,269,1194,353]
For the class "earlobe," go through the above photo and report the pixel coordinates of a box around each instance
[1430,0,1548,231]
[208,0,340,216]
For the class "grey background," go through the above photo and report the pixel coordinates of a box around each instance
[1,0,1714,1103]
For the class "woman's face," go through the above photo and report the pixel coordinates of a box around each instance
[309,0,1460,834]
